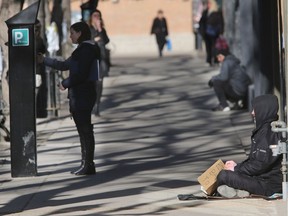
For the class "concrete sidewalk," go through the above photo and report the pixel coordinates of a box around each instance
[0,54,287,216]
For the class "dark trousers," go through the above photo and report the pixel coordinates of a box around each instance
[156,33,166,56]
[213,80,242,108]
[92,80,103,116]
[36,68,48,118]
[204,35,217,65]
[217,170,271,196]
[72,110,95,163]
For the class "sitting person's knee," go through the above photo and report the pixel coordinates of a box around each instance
[217,170,228,185]
[213,79,224,87]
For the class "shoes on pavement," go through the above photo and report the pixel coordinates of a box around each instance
[70,160,84,174]
[212,104,231,112]
[217,185,236,198]
[236,189,250,198]
[217,185,250,198]
[74,162,96,175]
[231,100,245,110]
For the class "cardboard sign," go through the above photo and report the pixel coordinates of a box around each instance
[197,159,224,195]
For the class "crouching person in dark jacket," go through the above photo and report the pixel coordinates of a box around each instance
[208,48,251,112]
[216,95,283,198]
[38,22,101,175]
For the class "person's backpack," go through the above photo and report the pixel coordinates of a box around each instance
[215,36,229,51]
[89,59,101,81]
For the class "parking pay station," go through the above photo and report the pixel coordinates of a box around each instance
[5,1,40,177]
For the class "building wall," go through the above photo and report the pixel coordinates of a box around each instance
[72,0,195,56]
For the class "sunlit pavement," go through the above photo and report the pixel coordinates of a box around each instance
[0,53,287,216]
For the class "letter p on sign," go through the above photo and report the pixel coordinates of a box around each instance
[12,29,29,47]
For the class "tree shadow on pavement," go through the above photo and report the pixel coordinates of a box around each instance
[0,55,254,215]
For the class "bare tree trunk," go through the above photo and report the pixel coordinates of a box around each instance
[62,0,72,59]
[0,0,72,115]
[23,0,38,8]
[0,0,22,114]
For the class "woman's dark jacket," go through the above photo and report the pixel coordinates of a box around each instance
[90,27,110,47]
[151,17,168,37]
[234,95,282,194]
[90,26,110,77]
[199,9,224,38]
[44,41,100,112]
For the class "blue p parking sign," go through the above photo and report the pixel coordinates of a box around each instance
[12,29,29,47]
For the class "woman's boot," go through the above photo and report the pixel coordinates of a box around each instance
[71,129,86,174]
[74,124,96,175]
[74,161,95,175]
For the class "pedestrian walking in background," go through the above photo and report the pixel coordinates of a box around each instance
[38,22,101,175]
[151,9,169,57]
[35,19,48,118]
[216,95,282,198]
[208,47,251,112]
[89,9,110,116]
[199,0,224,66]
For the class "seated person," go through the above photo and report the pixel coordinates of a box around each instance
[216,95,283,198]
[208,48,251,111]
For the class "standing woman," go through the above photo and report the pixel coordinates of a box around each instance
[199,0,224,66]
[38,22,101,175]
[151,10,169,57]
[89,9,110,116]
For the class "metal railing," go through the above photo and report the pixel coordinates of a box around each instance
[46,60,64,118]
[0,57,64,142]
[270,121,288,200]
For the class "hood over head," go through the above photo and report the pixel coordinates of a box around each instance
[252,94,279,131]
[215,48,230,57]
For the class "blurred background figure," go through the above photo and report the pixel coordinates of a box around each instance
[199,0,224,66]
[208,47,251,112]
[35,19,48,118]
[50,0,64,56]
[151,9,169,57]
[192,0,205,51]
[46,22,60,57]
[89,9,110,116]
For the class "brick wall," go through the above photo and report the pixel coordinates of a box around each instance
[72,0,193,35]
[72,0,195,56]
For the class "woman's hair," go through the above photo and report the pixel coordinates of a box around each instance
[157,9,163,14]
[215,48,230,57]
[89,9,105,28]
[208,0,218,13]
[70,22,91,43]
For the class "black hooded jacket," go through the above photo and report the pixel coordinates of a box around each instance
[234,95,282,194]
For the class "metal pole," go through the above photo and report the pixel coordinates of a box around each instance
[46,68,52,118]
[271,121,288,200]
[283,0,288,201]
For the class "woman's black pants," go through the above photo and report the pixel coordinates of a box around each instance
[156,34,166,56]
[72,110,95,164]
[204,35,217,65]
